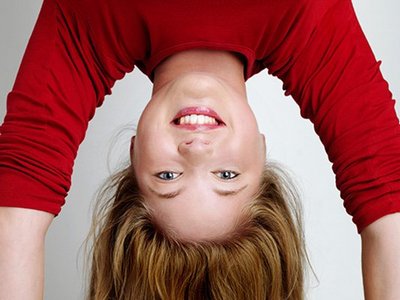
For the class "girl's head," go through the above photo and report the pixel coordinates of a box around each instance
[131,50,266,241]
[88,162,305,300]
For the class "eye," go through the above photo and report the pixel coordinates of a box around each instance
[215,170,239,180]
[156,171,181,181]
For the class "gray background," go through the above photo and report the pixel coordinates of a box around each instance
[0,1,399,299]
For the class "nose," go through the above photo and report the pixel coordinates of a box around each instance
[178,138,213,161]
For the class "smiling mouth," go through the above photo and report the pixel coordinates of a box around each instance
[171,107,225,130]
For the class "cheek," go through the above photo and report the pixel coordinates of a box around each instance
[136,126,168,152]
[134,129,178,175]
[231,132,264,163]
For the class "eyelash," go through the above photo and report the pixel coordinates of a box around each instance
[214,170,240,180]
[156,171,182,181]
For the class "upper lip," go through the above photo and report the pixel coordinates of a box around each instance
[171,106,225,125]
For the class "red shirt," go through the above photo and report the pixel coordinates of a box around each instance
[1,0,400,233]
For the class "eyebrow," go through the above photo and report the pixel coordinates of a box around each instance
[148,187,183,199]
[148,184,248,199]
[214,184,248,196]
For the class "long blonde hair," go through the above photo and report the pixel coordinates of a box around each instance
[86,161,306,300]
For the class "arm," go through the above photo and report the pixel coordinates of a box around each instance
[0,208,53,300]
[262,0,400,296]
[0,0,136,214]
[361,213,400,300]
[267,0,400,232]
[0,0,135,297]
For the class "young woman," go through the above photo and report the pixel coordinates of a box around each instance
[1,0,399,299]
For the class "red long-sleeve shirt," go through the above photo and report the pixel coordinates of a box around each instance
[1,0,400,233]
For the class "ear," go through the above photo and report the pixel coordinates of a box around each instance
[260,133,266,157]
[130,135,136,164]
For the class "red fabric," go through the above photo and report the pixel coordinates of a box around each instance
[1,0,400,233]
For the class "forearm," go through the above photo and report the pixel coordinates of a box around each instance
[0,207,53,300]
[361,213,400,300]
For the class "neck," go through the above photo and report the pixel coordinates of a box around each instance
[152,49,247,97]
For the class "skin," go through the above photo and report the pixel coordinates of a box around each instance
[0,207,53,300]
[130,49,266,241]
[361,213,400,300]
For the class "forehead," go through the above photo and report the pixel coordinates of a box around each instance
[140,178,260,241]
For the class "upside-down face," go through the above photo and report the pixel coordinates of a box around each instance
[131,72,266,241]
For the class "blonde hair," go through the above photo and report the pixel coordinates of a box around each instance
[86,162,306,300]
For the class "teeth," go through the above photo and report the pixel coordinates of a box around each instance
[190,114,197,124]
[178,114,218,125]
[198,115,205,124]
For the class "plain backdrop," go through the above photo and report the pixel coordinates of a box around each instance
[0,1,399,299]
